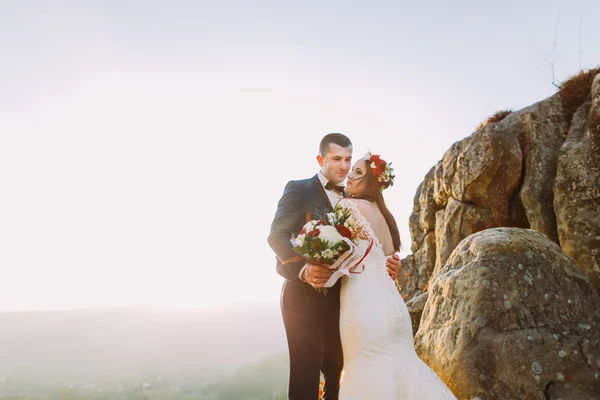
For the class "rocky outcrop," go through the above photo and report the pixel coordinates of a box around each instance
[398,72,600,301]
[434,197,498,275]
[399,167,440,300]
[394,69,600,400]
[414,228,600,400]
[432,123,523,224]
[397,232,436,301]
[554,74,600,292]
[406,291,429,335]
[517,96,567,243]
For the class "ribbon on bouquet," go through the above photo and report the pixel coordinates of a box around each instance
[322,238,374,288]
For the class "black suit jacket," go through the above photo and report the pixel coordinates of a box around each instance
[268,174,334,285]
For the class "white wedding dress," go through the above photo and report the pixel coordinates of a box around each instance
[338,199,456,399]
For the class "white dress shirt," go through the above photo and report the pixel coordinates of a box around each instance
[317,171,344,208]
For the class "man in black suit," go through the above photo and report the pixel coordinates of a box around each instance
[268,133,401,399]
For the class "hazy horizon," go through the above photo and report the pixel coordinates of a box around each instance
[0,305,290,400]
[1,0,599,311]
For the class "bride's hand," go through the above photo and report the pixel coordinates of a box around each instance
[386,253,401,281]
[302,264,333,288]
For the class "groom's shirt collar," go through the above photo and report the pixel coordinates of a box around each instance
[317,171,343,207]
[317,171,329,188]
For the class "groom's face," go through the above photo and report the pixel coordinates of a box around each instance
[317,143,352,184]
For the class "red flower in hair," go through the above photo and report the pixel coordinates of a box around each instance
[368,154,387,178]
[363,151,395,187]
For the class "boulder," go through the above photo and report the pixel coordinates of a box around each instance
[415,228,600,400]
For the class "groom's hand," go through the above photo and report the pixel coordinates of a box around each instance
[302,264,333,289]
[386,253,401,281]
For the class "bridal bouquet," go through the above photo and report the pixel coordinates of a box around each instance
[291,204,357,267]
[291,204,373,292]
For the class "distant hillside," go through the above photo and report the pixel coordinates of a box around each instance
[207,353,289,400]
[0,305,287,381]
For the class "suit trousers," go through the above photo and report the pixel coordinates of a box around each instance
[280,280,343,400]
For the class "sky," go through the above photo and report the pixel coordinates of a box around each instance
[1,0,599,311]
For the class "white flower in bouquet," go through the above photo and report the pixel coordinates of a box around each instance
[318,225,344,244]
[293,234,305,247]
[302,221,317,233]
[322,249,334,259]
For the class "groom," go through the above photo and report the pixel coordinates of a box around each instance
[268,133,401,399]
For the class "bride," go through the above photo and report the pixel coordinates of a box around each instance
[337,152,456,399]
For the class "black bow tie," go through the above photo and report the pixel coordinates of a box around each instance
[325,181,345,194]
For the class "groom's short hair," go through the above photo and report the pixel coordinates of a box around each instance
[319,133,352,156]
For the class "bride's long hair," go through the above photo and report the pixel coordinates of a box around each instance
[351,163,401,252]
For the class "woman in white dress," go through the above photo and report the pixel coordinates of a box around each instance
[337,152,456,399]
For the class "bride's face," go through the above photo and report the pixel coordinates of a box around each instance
[345,159,368,196]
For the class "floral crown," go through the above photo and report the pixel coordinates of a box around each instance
[363,151,395,189]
